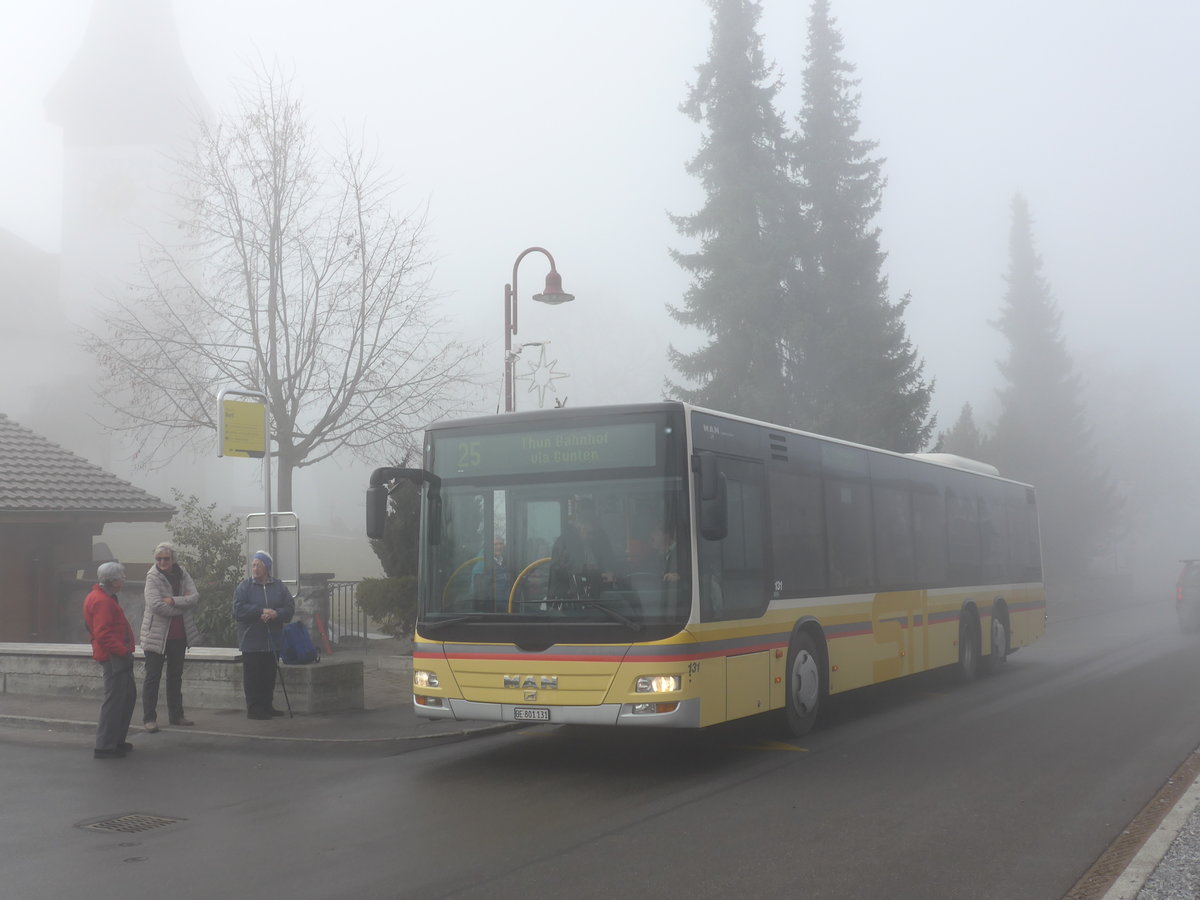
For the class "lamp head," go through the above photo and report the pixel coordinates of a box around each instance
[532,269,574,305]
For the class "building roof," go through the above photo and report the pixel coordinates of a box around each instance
[0,414,174,523]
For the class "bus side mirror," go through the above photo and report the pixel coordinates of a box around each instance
[696,453,728,541]
[366,485,389,540]
[366,466,442,544]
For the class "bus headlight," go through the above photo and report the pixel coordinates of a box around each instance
[635,675,681,693]
[414,670,440,688]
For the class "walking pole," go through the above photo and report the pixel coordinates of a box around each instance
[264,623,294,718]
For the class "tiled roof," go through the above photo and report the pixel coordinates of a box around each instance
[0,414,174,520]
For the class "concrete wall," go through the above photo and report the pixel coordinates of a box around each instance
[0,644,363,714]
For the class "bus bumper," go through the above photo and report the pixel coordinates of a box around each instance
[414,696,702,728]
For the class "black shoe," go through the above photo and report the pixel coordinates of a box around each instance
[270,708,286,717]
[94,748,126,759]
[247,711,272,720]
[118,742,134,752]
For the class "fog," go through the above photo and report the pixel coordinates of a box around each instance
[2,0,1198,582]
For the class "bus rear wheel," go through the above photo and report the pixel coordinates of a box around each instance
[983,608,1009,674]
[781,631,825,737]
[956,608,981,683]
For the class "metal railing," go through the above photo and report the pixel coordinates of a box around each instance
[326,580,365,648]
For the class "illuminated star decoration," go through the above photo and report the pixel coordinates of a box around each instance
[520,343,569,408]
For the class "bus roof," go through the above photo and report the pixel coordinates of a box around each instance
[905,452,1000,476]
[421,401,1026,487]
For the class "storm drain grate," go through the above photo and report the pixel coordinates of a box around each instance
[80,814,186,834]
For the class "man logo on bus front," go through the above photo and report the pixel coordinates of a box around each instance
[504,675,559,689]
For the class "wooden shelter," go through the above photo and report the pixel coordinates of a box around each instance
[0,414,173,641]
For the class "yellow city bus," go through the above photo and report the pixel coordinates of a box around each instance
[366,402,1044,736]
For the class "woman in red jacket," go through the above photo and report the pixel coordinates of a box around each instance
[83,561,137,759]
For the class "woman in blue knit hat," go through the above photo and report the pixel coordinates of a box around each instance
[232,551,295,719]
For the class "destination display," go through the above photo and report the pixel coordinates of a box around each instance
[433,421,658,478]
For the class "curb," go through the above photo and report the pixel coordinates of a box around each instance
[0,713,523,744]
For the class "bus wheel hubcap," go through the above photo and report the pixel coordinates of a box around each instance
[792,650,819,715]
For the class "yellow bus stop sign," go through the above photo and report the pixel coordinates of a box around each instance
[220,398,266,458]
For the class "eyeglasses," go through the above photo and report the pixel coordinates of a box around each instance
[155,556,172,562]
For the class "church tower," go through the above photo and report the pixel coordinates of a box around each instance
[45,0,209,331]
[35,0,208,467]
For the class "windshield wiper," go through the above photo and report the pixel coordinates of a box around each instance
[423,606,641,633]
[581,602,642,632]
[421,614,490,634]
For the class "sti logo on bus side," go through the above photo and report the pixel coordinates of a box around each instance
[503,675,559,689]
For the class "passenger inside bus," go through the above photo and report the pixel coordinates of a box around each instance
[470,536,511,611]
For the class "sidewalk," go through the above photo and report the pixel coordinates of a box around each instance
[0,640,510,746]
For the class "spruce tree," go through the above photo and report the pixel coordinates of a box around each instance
[786,0,933,451]
[934,403,986,460]
[990,194,1117,585]
[667,0,802,423]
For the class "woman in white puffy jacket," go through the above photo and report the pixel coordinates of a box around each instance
[140,542,201,732]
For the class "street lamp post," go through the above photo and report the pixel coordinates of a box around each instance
[504,247,574,412]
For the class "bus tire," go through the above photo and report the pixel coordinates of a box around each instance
[782,630,825,737]
[956,607,981,683]
[983,604,1009,674]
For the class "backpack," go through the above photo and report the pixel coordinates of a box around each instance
[279,621,320,665]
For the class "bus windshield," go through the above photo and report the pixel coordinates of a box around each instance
[425,477,690,633]
[420,411,690,638]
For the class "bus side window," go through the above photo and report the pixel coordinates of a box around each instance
[767,470,827,595]
[911,481,947,585]
[946,479,982,585]
[1007,485,1042,582]
[825,478,873,591]
[699,457,768,622]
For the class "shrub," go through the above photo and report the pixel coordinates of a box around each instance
[355,576,417,638]
[192,584,238,648]
[167,491,244,648]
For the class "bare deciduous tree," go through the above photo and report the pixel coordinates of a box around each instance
[87,65,480,509]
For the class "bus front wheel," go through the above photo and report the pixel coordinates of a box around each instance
[782,631,825,737]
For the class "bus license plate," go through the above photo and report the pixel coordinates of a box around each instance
[514,707,550,722]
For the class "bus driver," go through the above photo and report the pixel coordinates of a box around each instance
[548,498,616,599]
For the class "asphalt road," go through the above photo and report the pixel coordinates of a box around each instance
[3,595,1198,899]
